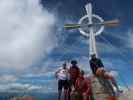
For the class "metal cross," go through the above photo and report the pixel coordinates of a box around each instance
[64,2,119,57]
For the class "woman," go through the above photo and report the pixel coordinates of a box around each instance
[71,70,92,100]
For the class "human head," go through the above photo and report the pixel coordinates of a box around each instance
[71,60,77,65]
[80,70,85,77]
[91,54,97,59]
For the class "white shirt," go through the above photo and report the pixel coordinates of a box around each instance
[56,67,68,80]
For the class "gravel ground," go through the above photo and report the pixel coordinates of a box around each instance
[119,89,133,100]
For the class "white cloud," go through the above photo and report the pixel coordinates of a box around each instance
[0,0,56,70]
[0,81,58,93]
[0,83,42,92]
[127,29,133,49]
[79,56,91,74]
[0,74,17,83]
[103,29,133,50]
[9,83,43,92]
[22,71,55,78]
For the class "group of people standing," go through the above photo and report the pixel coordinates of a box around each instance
[55,60,91,100]
[55,54,120,100]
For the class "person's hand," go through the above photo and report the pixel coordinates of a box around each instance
[55,73,58,79]
[72,85,75,91]
[71,89,78,96]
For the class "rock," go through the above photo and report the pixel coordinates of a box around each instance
[91,76,116,100]
[11,96,35,100]
[119,89,133,100]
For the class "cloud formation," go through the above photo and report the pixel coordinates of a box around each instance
[0,83,42,92]
[0,0,56,70]
[0,74,17,83]
[127,29,133,49]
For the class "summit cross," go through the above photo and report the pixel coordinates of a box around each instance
[64,2,119,57]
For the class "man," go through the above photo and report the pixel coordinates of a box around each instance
[89,54,120,93]
[68,60,80,100]
[69,60,80,87]
[71,70,92,100]
[55,63,69,100]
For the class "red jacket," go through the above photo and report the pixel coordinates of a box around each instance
[75,76,92,95]
[69,66,80,80]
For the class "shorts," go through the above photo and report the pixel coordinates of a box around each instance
[96,68,105,77]
[58,80,68,91]
[96,68,112,80]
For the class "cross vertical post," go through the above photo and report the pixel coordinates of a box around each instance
[85,3,97,57]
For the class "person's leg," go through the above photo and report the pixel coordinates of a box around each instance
[83,93,88,100]
[96,68,119,91]
[71,92,77,100]
[67,80,72,100]
[57,90,62,100]
[64,89,67,100]
[104,72,119,91]
[88,96,92,100]
[77,93,82,100]
[57,80,62,100]
[96,68,105,77]
[110,76,119,91]
[68,79,77,100]
[83,92,92,100]
[64,80,68,100]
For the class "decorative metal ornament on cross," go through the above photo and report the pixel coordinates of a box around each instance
[78,3,104,37]
[78,14,104,37]
[64,2,119,56]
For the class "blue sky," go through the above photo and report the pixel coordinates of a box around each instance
[0,0,133,93]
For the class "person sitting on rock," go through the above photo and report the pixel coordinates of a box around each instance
[89,54,120,93]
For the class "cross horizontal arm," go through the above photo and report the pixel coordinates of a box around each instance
[99,19,119,27]
[64,19,119,30]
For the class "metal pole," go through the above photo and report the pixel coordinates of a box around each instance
[85,3,97,57]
